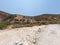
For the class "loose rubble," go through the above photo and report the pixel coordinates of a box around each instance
[0,24,60,45]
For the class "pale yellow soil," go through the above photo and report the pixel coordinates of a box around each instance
[0,24,60,45]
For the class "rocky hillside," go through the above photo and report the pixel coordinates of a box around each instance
[0,11,35,23]
[0,11,60,23]
[0,11,60,29]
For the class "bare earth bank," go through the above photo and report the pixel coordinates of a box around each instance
[0,24,60,45]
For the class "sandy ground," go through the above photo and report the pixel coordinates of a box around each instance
[0,24,60,45]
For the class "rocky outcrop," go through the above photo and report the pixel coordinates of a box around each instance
[0,11,60,29]
[0,11,35,24]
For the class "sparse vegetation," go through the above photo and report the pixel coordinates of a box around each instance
[1,11,60,29]
[0,21,11,29]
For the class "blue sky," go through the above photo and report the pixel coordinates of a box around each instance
[0,0,60,16]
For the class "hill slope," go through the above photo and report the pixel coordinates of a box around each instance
[0,11,60,29]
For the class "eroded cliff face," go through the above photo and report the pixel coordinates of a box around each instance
[0,24,60,45]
